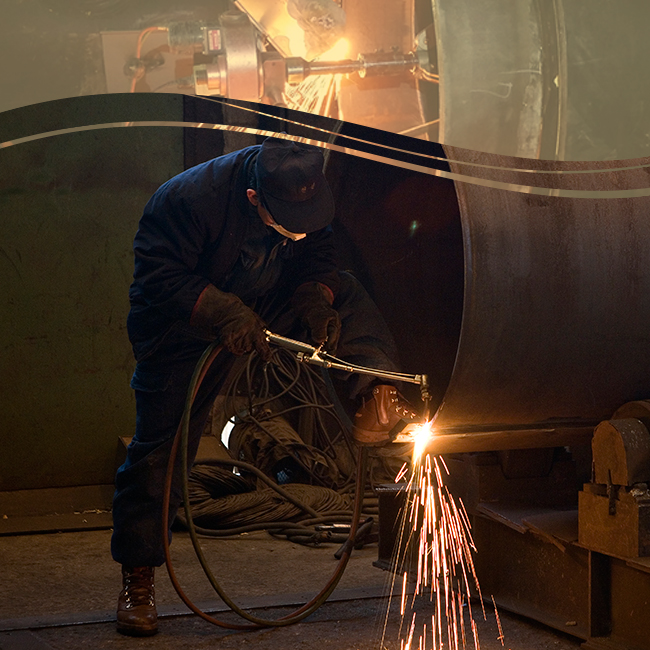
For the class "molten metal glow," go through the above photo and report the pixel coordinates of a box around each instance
[284,22,310,59]
[320,37,350,61]
[411,421,435,461]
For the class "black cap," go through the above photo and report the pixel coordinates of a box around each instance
[255,137,335,233]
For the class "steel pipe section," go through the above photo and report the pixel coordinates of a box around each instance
[431,152,650,430]
[432,0,650,161]
[433,0,549,159]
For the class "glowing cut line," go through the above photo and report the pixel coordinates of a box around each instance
[2,120,650,199]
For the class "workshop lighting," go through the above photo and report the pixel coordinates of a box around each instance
[284,21,310,59]
[320,37,350,61]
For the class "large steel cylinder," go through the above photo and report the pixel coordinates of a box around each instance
[433,151,650,429]
[329,145,650,435]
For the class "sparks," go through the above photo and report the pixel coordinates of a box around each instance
[411,420,435,462]
[284,74,337,116]
[491,595,505,646]
[283,39,349,117]
[383,436,507,650]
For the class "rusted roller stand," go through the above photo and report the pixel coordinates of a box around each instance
[580,404,650,559]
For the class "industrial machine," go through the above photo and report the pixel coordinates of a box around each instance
[169,11,427,105]
[97,0,650,161]
[101,0,436,136]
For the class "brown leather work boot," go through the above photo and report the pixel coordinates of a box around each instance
[116,565,158,636]
[352,385,422,445]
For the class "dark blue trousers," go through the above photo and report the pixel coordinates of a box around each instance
[111,272,400,567]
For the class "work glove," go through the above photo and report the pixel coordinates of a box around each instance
[190,284,271,360]
[291,282,341,352]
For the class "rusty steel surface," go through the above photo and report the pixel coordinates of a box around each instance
[578,485,650,558]
[472,517,591,639]
[428,151,650,432]
[613,399,650,425]
[592,419,650,487]
[326,141,650,436]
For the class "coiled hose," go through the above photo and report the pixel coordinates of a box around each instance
[162,340,369,629]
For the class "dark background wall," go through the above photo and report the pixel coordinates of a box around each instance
[0,95,187,491]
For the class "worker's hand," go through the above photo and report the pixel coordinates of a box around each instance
[291,282,341,352]
[301,303,341,351]
[190,285,271,360]
[218,306,271,359]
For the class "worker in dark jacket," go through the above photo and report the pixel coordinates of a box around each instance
[111,137,420,636]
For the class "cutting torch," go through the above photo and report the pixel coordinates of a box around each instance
[265,330,432,426]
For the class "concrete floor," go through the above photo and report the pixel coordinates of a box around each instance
[0,528,582,649]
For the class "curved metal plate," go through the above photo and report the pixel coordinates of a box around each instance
[434,150,650,427]
[433,0,547,158]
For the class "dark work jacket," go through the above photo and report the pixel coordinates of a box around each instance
[127,145,339,353]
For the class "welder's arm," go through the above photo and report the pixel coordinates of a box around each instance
[190,284,271,359]
[288,226,342,351]
[132,186,217,321]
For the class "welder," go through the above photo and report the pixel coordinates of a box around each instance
[111,136,421,636]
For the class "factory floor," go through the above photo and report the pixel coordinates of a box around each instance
[0,528,582,650]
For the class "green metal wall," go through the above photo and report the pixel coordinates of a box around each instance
[0,95,184,490]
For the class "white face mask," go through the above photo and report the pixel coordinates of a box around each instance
[269,222,307,241]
